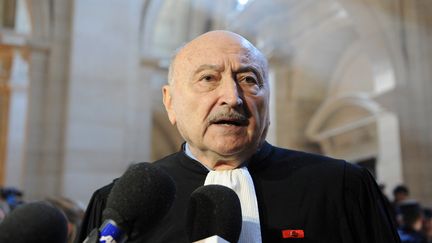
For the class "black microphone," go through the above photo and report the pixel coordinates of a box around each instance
[84,162,176,243]
[186,185,242,243]
[0,201,68,243]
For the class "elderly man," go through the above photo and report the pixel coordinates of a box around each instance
[77,31,400,243]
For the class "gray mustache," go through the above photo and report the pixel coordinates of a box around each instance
[208,110,249,125]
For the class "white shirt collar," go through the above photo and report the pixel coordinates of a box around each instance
[184,143,212,171]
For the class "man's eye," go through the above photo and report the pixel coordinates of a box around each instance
[239,75,258,85]
[201,75,216,81]
[245,76,257,84]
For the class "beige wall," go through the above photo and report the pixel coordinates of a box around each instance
[63,0,151,204]
[393,1,432,205]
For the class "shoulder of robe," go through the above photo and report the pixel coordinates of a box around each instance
[264,145,347,171]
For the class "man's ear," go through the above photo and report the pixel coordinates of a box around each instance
[162,85,176,125]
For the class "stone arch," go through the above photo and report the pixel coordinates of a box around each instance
[305,93,403,193]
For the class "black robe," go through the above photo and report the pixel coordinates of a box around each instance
[76,142,400,243]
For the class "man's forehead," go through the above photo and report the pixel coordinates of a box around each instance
[181,39,252,58]
[187,48,256,64]
[170,31,268,81]
[177,31,256,58]
[186,30,250,49]
[176,43,262,71]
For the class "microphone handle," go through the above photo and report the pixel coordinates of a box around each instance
[82,220,127,243]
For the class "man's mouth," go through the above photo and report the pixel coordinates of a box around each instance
[211,118,248,126]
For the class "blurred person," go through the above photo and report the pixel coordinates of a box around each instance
[423,208,432,243]
[397,200,427,243]
[46,197,84,243]
[393,185,411,225]
[394,185,410,204]
[0,187,24,210]
[77,30,400,242]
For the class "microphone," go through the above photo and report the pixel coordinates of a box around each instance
[0,201,68,243]
[84,162,176,243]
[186,185,242,243]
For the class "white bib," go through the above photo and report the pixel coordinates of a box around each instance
[204,167,262,243]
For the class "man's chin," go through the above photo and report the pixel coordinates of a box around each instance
[211,143,253,159]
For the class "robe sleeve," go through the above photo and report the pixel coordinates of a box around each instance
[343,163,401,243]
[75,183,113,243]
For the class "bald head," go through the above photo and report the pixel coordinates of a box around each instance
[168,30,268,86]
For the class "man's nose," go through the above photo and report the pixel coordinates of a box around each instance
[219,78,243,107]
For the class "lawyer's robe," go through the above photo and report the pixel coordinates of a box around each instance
[76,142,400,243]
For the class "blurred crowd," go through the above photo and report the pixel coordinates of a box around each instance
[383,184,432,243]
[0,187,84,243]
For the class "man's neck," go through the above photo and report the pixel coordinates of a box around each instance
[184,143,243,171]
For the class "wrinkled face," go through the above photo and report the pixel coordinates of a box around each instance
[163,32,270,163]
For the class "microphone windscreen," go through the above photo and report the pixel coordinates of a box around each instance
[186,185,242,243]
[0,201,68,243]
[103,162,176,231]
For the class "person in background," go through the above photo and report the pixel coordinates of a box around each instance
[394,185,410,204]
[393,185,411,225]
[422,208,432,243]
[0,187,24,210]
[397,200,427,243]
